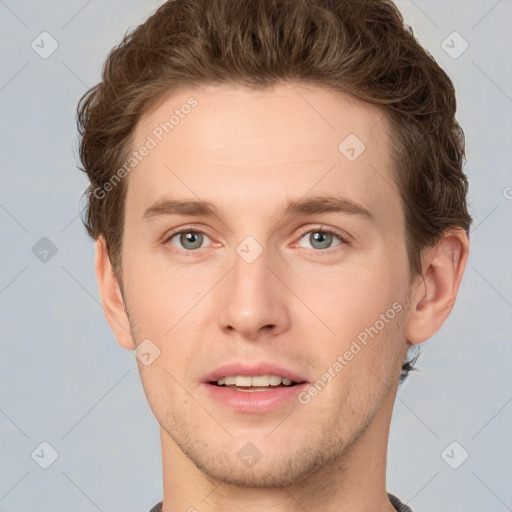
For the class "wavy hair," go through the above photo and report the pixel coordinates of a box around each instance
[77,0,472,382]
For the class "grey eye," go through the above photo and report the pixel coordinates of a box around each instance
[298,230,342,250]
[176,231,205,250]
[309,232,333,249]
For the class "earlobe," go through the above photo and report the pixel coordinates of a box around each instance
[94,236,135,350]
[406,228,470,345]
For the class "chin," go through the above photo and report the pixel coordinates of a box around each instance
[194,459,319,489]
[170,427,345,489]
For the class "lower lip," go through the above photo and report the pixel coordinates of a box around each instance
[202,382,309,413]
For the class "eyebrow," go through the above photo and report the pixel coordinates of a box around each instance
[142,198,220,221]
[142,195,373,222]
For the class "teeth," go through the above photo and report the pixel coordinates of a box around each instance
[251,375,270,386]
[216,375,297,387]
[235,376,252,387]
[269,375,282,385]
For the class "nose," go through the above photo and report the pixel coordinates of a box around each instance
[217,244,291,340]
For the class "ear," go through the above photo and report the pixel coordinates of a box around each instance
[94,236,135,350]
[406,228,470,344]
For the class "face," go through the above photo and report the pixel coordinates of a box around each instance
[119,82,412,487]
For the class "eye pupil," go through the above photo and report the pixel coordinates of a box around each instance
[310,231,333,249]
[180,232,203,250]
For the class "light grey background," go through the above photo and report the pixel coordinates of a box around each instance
[0,1,510,511]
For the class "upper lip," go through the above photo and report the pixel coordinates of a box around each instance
[202,362,308,384]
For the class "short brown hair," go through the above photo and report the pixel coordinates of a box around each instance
[77,0,472,382]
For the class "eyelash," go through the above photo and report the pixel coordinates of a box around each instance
[163,225,348,254]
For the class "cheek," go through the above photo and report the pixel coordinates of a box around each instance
[297,264,407,408]
[290,251,408,395]
[296,258,401,336]
[123,245,208,335]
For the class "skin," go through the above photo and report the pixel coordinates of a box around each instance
[95,82,469,511]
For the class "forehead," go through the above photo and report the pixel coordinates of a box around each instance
[135,82,389,160]
[128,82,400,226]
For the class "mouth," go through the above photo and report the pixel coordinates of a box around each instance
[201,363,309,413]
[209,374,302,392]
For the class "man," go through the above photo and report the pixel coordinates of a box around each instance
[77,0,471,510]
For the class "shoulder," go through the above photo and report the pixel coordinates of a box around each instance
[388,493,414,512]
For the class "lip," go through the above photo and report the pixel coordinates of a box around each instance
[201,362,310,414]
[202,362,308,385]
[202,381,310,413]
